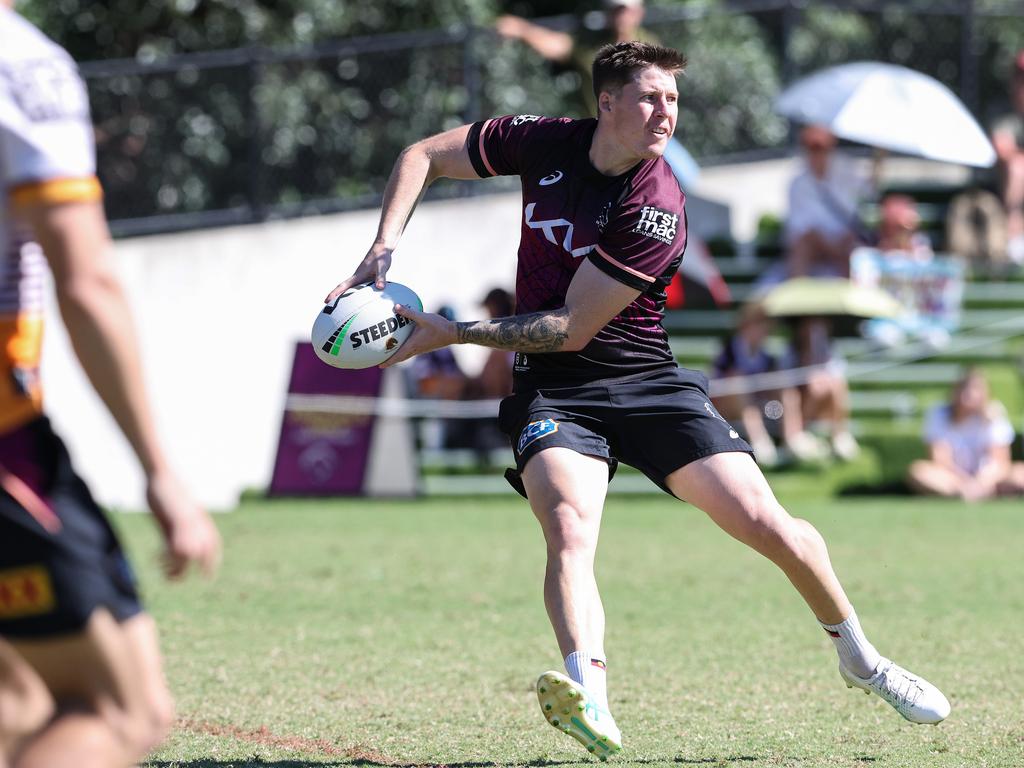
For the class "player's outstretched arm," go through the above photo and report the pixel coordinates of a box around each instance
[380,259,640,367]
[326,124,481,301]
[19,199,221,578]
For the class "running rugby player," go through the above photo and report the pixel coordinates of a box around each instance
[326,41,950,759]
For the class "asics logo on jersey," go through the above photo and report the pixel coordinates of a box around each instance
[524,203,596,258]
[539,170,564,186]
[511,114,542,126]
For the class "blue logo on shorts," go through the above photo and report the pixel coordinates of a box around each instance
[517,418,559,454]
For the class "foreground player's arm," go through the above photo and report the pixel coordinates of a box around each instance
[381,259,640,366]
[325,125,480,301]
[18,198,220,577]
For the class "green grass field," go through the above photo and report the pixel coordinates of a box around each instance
[122,492,1024,768]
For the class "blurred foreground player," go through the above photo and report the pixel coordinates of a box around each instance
[326,41,949,759]
[0,7,220,767]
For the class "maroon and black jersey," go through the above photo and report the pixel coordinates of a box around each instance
[468,114,687,390]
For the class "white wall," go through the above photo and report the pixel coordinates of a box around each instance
[41,191,524,511]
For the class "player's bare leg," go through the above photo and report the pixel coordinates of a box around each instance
[906,460,965,498]
[523,447,609,657]
[0,640,54,766]
[9,609,174,768]
[668,452,850,621]
[668,452,949,724]
[522,447,621,758]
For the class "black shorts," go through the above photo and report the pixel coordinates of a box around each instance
[498,367,753,497]
[0,418,141,639]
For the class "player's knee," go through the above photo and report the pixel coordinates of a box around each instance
[131,686,175,756]
[0,670,54,752]
[545,502,599,556]
[112,684,175,759]
[740,498,805,561]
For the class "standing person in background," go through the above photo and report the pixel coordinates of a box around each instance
[784,125,875,279]
[0,6,221,768]
[325,41,949,760]
[991,50,1024,265]
[496,0,653,117]
[907,368,1024,500]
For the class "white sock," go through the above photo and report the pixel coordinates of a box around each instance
[820,609,882,679]
[564,651,609,711]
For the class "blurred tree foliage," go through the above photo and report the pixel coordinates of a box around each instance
[19,0,499,58]
[15,0,1024,226]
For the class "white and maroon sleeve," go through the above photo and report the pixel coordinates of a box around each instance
[467,114,564,179]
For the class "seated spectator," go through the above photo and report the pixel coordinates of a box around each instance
[784,125,875,280]
[946,188,1008,274]
[876,193,933,260]
[907,368,1024,500]
[424,289,515,459]
[712,304,827,466]
[991,50,1024,264]
[410,306,473,451]
[468,288,515,400]
[782,316,860,461]
[410,305,469,400]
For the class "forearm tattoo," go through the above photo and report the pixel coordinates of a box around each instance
[455,309,571,352]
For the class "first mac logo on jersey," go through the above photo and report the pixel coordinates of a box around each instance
[634,206,679,244]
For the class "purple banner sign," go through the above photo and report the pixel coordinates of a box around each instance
[269,343,382,496]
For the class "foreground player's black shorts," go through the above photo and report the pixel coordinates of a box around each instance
[498,367,754,498]
[0,417,142,638]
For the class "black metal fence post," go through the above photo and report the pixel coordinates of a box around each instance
[246,46,266,224]
[780,0,803,88]
[462,25,482,125]
[960,0,979,115]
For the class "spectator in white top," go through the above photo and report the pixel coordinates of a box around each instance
[785,125,874,279]
[907,368,1024,500]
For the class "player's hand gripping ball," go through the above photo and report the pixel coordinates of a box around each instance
[312,281,422,369]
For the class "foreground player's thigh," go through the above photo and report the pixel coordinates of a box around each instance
[0,639,54,759]
[522,447,610,536]
[11,608,173,766]
[665,451,787,545]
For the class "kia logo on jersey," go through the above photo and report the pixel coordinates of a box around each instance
[523,202,596,258]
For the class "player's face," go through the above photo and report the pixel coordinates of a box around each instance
[605,66,678,161]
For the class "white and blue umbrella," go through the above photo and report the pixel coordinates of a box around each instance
[775,62,996,168]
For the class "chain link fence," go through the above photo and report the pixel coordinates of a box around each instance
[77,0,1024,236]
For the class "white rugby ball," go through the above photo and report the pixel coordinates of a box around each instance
[312,281,422,369]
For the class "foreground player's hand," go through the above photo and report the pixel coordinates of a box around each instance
[147,470,222,580]
[379,303,457,368]
[325,242,393,302]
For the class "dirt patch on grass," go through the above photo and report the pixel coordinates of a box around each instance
[178,717,397,764]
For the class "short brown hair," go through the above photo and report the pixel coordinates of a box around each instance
[592,41,687,104]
